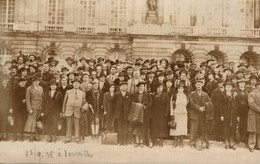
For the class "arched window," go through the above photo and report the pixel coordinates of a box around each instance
[0,47,12,65]
[108,50,126,61]
[172,49,191,62]
[240,52,255,66]
[76,49,93,60]
[207,50,224,65]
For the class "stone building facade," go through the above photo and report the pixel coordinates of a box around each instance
[1,0,260,69]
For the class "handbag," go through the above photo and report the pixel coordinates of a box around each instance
[168,115,177,130]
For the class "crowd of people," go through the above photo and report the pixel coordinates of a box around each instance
[0,52,260,152]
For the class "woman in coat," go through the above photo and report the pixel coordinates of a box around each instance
[169,84,188,148]
[151,83,169,147]
[103,83,116,132]
[131,81,152,148]
[86,80,104,139]
[24,75,44,142]
[42,79,63,142]
[12,78,27,141]
[220,82,237,149]
[0,74,12,141]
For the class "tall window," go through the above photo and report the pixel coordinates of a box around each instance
[47,0,65,25]
[0,0,15,25]
[110,0,127,27]
[172,0,190,26]
[79,0,96,26]
[0,48,12,65]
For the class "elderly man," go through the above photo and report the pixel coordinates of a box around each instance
[247,81,260,152]
[62,78,87,144]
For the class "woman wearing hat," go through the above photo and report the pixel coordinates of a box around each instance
[103,83,116,133]
[170,84,188,148]
[220,82,237,150]
[12,78,27,141]
[150,83,170,147]
[0,74,12,141]
[42,79,63,142]
[164,78,175,98]
[80,73,92,93]
[99,72,109,93]
[234,78,249,143]
[24,75,44,142]
[114,72,126,92]
[130,81,153,148]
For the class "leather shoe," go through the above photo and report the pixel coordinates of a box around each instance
[249,148,254,152]
[134,143,140,147]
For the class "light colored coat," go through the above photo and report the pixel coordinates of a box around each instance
[26,85,44,111]
[247,89,260,134]
[62,89,86,118]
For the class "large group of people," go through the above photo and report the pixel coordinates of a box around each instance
[0,52,260,152]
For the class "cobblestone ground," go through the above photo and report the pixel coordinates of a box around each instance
[0,135,259,164]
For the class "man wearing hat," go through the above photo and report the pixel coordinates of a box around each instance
[24,75,44,142]
[0,74,12,141]
[246,75,258,93]
[211,79,225,141]
[62,78,87,144]
[79,57,88,67]
[113,81,132,146]
[130,81,153,148]
[189,80,211,149]
[234,78,249,143]
[247,81,260,152]
[125,66,133,81]
[12,77,27,141]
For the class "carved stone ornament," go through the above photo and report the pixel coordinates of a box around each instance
[48,49,58,56]
[146,0,158,24]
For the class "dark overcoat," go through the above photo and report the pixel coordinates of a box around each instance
[12,86,27,133]
[43,90,63,134]
[113,91,132,120]
[86,90,104,120]
[0,83,12,133]
[103,91,116,129]
[150,92,169,138]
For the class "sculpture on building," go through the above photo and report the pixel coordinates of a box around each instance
[146,0,158,24]
[147,0,157,12]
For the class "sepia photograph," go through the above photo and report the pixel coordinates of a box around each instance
[0,0,260,163]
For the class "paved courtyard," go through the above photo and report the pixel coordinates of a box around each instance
[0,136,259,164]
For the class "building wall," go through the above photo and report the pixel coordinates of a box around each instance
[1,0,260,69]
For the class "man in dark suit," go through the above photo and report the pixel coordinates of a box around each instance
[113,81,132,146]
[189,80,211,149]
[211,79,225,141]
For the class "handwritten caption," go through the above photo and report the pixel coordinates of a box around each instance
[25,146,93,161]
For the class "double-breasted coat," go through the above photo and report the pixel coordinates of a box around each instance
[150,92,169,138]
[24,85,44,133]
[189,91,211,136]
[247,90,260,134]
[43,90,63,134]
